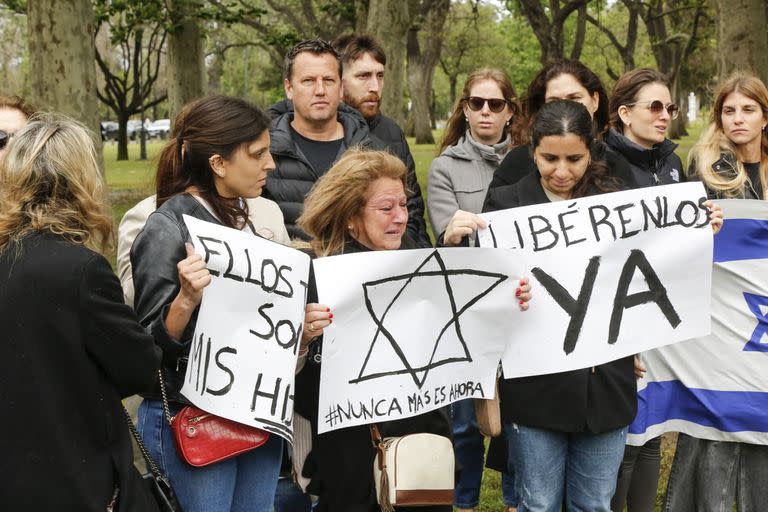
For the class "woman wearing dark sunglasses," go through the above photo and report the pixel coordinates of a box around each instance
[427,67,525,512]
[604,68,683,512]
[605,68,683,190]
[0,95,35,162]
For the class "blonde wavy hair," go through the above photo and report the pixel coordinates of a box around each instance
[687,73,768,198]
[298,148,407,257]
[0,113,113,253]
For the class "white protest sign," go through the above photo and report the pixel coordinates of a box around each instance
[313,248,524,433]
[477,182,713,378]
[180,215,310,443]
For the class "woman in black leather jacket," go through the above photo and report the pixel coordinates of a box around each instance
[130,95,293,512]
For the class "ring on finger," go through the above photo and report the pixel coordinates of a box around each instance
[309,322,316,332]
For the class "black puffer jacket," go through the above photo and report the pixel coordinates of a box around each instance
[265,102,375,240]
[265,101,431,246]
[604,128,685,188]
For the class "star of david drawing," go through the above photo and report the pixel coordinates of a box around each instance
[349,250,508,389]
[742,292,768,352]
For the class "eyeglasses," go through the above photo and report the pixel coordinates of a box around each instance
[463,96,510,113]
[0,130,12,150]
[625,100,680,119]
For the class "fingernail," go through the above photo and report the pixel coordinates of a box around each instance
[329,313,334,319]
[519,300,524,305]
[515,289,521,297]
[329,319,333,324]
[326,308,330,312]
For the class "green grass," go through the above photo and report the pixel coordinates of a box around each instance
[104,123,705,512]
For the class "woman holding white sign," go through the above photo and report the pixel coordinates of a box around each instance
[663,73,768,512]
[131,95,289,512]
[295,148,533,512]
[426,67,523,512]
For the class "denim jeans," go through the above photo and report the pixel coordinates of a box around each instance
[663,433,768,512]
[505,422,627,512]
[137,399,283,512]
[274,476,313,511]
[452,399,517,508]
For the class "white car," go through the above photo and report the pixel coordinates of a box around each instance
[147,119,171,139]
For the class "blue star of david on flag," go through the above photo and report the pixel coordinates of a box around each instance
[743,292,768,352]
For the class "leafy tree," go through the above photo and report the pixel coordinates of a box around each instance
[93,0,167,160]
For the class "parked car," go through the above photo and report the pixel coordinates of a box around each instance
[100,121,118,141]
[147,119,171,139]
[127,120,144,141]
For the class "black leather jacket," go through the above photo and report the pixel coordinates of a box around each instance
[131,193,221,404]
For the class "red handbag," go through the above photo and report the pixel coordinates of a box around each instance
[157,370,269,467]
[171,405,270,467]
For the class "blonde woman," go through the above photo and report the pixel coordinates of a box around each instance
[0,113,162,511]
[687,73,767,199]
[664,73,768,512]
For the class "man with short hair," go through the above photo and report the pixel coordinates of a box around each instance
[265,38,430,246]
[334,34,429,246]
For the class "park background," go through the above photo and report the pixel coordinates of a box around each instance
[2,0,767,510]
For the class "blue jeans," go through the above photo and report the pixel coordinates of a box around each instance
[663,433,768,512]
[274,476,313,511]
[137,399,283,512]
[452,399,517,508]
[505,422,626,512]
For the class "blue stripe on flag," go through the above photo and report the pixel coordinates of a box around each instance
[713,219,768,263]
[629,380,768,434]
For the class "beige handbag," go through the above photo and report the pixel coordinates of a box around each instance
[370,425,455,511]
[474,378,502,437]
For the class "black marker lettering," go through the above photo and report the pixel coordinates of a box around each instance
[531,256,601,354]
[608,249,681,344]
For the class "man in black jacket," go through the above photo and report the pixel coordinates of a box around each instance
[334,34,430,247]
[266,38,430,245]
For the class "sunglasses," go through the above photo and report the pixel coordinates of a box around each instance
[626,100,680,119]
[463,96,511,113]
[0,130,11,150]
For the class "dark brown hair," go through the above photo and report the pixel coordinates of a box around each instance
[439,68,525,153]
[155,95,271,229]
[609,68,671,133]
[532,100,619,198]
[283,38,342,81]
[0,95,37,119]
[525,60,609,138]
[333,34,387,68]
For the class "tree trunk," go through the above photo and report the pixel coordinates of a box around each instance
[167,0,205,124]
[117,113,129,161]
[715,0,768,84]
[367,0,411,126]
[28,0,103,169]
[406,0,449,144]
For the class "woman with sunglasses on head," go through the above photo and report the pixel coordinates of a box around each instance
[488,60,634,191]
[0,95,35,162]
[662,72,768,512]
[604,68,682,512]
[427,67,524,512]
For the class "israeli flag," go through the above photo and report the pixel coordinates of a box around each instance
[627,199,768,445]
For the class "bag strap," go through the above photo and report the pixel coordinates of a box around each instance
[156,369,175,426]
[121,405,172,488]
[369,425,394,512]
